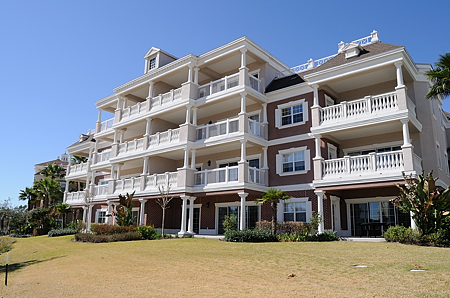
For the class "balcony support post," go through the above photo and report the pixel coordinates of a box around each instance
[139,199,147,226]
[238,192,248,231]
[86,204,93,232]
[187,197,196,234]
[239,48,249,87]
[178,196,189,236]
[82,206,88,223]
[313,134,323,180]
[106,201,113,225]
[190,149,196,169]
[192,107,198,126]
[194,67,199,85]
[187,65,193,83]
[114,97,122,123]
[394,61,405,88]
[401,119,414,172]
[314,190,325,233]
[185,105,192,125]
[311,84,321,127]
[96,109,102,133]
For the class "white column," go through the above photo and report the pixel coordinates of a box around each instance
[122,97,128,110]
[142,156,149,175]
[179,196,189,234]
[139,199,147,226]
[97,109,102,125]
[106,201,113,225]
[187,65,193,83]
[86,204,93,232]
[116,164,122,179]
[240,92,247,114]
[314,134,322,158]
[410,212,417,230]
[192,107,198,126]
[312,84,319,107]
[82,206,87,223]
[240,48,247,68]
[147,81,154,99]
[190,149,196,169]
[394,61,405,88]
[113,129,118,144]
[238,192,248,231]
[183,148,189,168]
[262,146,268,169]
[240,140,247,162]
[194,67,199,85]
[185,105,192,124]
[401,119,411,146]
[315,190,325,233]
[262,103,268,123]
[119,130,125,143]
[145,118,152,136]
[110,165,115,179]
[187,197,196,234]
[116,97,122,111]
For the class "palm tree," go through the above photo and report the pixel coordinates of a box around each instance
[71,155,88,164]
[33,178,63,207]
[55,203,72,228]
[19,187,37,210]
[40,163,66,180]
[257,188,291,235]
[426,53,450,100]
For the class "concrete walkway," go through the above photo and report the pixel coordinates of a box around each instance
[341,237,386,242]
[193,234,224,240]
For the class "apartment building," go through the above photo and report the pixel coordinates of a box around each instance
[65,31,449,237]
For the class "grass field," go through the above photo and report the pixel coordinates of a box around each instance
[0,236,449,297]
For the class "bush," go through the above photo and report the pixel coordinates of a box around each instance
[0,237,15,253]
[67,220,86,232]
[91,224,135,235]
[48,228,77,237]
[278,230,339,242]
[74,231,143,243]
[257,221,309,235]
[384,225,420,244]
[224,229,278,242]
[223,215,238,233]
[9,233,33,238]
[136,225,158,240]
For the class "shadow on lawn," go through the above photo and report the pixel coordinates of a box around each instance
[0,256,66,274]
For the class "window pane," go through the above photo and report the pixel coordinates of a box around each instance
[292,104,302,114]
[285,203,295,212]
[284,213,294,222]
[294,151,304,161]
[282,107,291,116]
[292,113,303,123]
[296,212,306,222]
[282,116,292,125]
[283,163,293,172]
[295,202,306,212]
[294,161,305,171]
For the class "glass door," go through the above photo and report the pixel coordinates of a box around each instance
[218,206,258,234]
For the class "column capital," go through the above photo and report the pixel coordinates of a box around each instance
[314,189,325,196]
[240,48,248,54]
[394,61,403,68]
[188,196,196,202]
[240,91,248,97]
[139,199,148,204]
[237,192,249,198]
[400,118,409,124]
[180,195,190,201]
[311,83,319,89]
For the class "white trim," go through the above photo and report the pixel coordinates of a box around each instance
[275,99,309,129]
[342,141,403,155]
[436,141,442,170]
[276,146,311,176]
[277,197,312,223]
[95,208,107,224]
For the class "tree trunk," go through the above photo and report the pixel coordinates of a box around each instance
[161,208,165,239]
[271,201,278,235]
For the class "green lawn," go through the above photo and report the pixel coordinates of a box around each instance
[0,236,449,297]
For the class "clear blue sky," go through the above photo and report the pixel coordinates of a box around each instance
[1,0,449,206]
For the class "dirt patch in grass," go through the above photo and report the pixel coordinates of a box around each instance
[0,236,449,297]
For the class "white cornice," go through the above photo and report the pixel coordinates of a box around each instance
[266,82,312,102]
[268,133,313,146]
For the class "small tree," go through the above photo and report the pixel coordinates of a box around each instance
[55,203,72,228]
[115,191,136,226]
[257,188,291,235]
[391,171,450,235]
[40,163,66,180]
[157,184,174,239]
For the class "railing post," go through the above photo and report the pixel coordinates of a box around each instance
[365,96,372,113]
[225,75,228,90]
[209,82,213,96]
[159,94,162,106]
[342,101,347,118]
[171,89,174,102]
[369,152,377,171]
[206,125,210,139]
[344,156,351,174]
[168,129,172,142]
[157,132,160,144]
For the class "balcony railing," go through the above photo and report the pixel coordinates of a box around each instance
[149,128,180,147]
[114,176,141,194]
[194,166,239,185]
[68,162,89,176]
[322,150,404,178]
[94,149,111,165]
[320,91,398,125]
[93,184,109,197]
[198,73,239,98]
[248,119,264,138]
[122,101,147,119]
[118,138,145,155]
[150,88,182,109]
[248,75,261,92]
[99,118,114,132]
[66,191,86,204]
[144,172,178,190]
[248,167,265,185]
[196,117,239,140]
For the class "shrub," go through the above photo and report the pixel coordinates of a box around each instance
[9,233,33,238]
[384,225,420,244]
[48,228,77,237]
[136,225,158,240]
[278,230,339,242]
[0,237,15,253]
[67,220,86,232]
[74,231,143,243]
[257,221,309,235]
[91,224,135,235]
[224,229,278,242]
[223,215,238,233]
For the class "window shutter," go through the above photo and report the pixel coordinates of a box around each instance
[277,202,284,222]
[306,201,312,223]
[275,108,281,128]
[276,154,282,174]
[305,149,311,171]
[303,101,309,122]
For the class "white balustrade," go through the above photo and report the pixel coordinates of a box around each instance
[198,73,239,98]
[93,184,109,197]
[322,150,404,178]
[95,149,111,164]
[196,117,239,140]
[65,191,86,204]
[122,101,147,120]
[148,128,180,147]
[144,172,178,190]
[194,166,239,185]
[99,118,114,132]
[248,119,264,138]
[150,87,182,109]
[118,137,144,155]
[114,176,141,193]
[248,75,260,92]
[248,167,265,185]
[68,162,89,176]
[319,91,398,124]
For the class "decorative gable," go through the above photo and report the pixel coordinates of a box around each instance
[339,42,364,59]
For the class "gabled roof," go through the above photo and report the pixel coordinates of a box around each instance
[265,74,305,93]
[301,42,403,77]
[144,47,178,60]
[35,159,68,167]
[67,134,95,149]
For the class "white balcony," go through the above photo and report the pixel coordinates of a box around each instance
[122,101,147,119]
[248,167,265,185]
[93,149,111,165]
[198,73,239,98]
[150,88,182,109]
[321,150,404,181]
[65,191,86,205]
[319,91,398,126]
[67,162,89,177]
[194,166,239,185]
[99,118,114,133]
[143,172,178,190]
[196,117,239,140]
[248,119,264,138]
[93,184,109,197]
[148,128,180,147]
[118,137,145,155]
[114,176,141,194]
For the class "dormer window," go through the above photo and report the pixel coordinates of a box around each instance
[149,58,156,70]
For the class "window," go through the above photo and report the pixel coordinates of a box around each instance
[275,99,308,128]
[347,145,402,157]
[96,210,107,224]
[445,151,450,176]
[284,202,307,222]
[148,58,156,70]
[132,208,139,226]
[437,143,442,169]
[276,147,310,176]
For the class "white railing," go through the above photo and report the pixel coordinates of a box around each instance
[144,172,178,190]
[66,191,86,204]
[99,118,114,132]
[248,167,265,185]
[320,91,398,124]
[248,119,264,138]
[114,177,141,193]
[93,184,109,197]
[68,162,89,175]
[196,117,239,140]
[148,128,180,147]
[322,151,404,178]
[194,166,239,185]
[118,137,145,155]
[150,87,182,109]
[95,149,111,164]
[198,73,239,98]
[122,101,147,119]
[291,54,337,74]
[413,154,423,173]
[248,74,260,92]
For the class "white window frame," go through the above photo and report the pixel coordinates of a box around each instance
[276,146,311,176]
[95,208,107,224]
[277,198,312,223]
[132,207,140,226]
[445,150,449,176]
[148,57,157,70]
[275,99,308,129]
[437,142,442,169]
